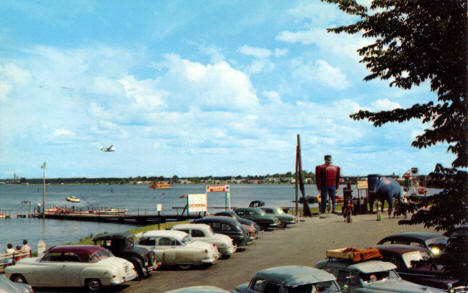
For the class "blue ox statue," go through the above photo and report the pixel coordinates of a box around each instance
[367,174,401,215]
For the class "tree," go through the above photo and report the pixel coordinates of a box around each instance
[322,0,467,282]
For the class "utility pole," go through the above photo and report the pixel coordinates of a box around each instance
[41,162,47,219]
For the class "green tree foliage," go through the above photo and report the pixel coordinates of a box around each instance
[322,0,467,282]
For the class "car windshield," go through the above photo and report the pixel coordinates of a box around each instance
[89,249,113,263]
[287,281,340,293]
[258,209,266,216]
[402,251,430,268]
[182,235,193,244]
[361,270,399,284]
[275,208,285,214]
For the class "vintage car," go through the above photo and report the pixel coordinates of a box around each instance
[5,245,137,292]
[93,232,159,279]
[315,258,444,293]
[0,274,33,293]
[375,244,461,290]
[377,232,448,256]
[233,207,280,230]
[135,230,219,269]
[171,223,237,258]
[260,207,297,227]
[165,285,231,292]
[192,216,252,247]
[235,265,341,293]
[214,210,259,240]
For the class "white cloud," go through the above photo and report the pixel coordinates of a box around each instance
[162,54,259,110]
[372,98,402,111]
[246,59,275,74]
[0,81,12,102]
[118,75,166,111]
[238,45,272,59]
[0,63,31,101]
[276,28,371,61]
[52,128,74,137]
[292,58,350,90]
[274,48,289,57]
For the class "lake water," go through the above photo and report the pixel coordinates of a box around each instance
[0,183,437,250]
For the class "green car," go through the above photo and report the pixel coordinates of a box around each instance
[261,207,297,228]
[234,207,280,230]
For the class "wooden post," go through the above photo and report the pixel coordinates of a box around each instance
[41,162,47,219]
[296,135,311,217]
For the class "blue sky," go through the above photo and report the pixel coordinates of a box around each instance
[0,0,454,178]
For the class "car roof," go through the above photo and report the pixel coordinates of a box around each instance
[193,216,239,225]
[348,260,397,273]
[93,232,133,241]
[214,210,236,216]
[378,232,447,243]
[165,286,230,293]
[47,245,106,256]
[254,266,336,286]
[376,244,428,254]
[142,230,187,240]
[172,223,211,230]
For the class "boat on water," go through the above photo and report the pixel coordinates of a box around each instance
[66,195,81,203]
[149,182,172,189]
[98,208,128,214]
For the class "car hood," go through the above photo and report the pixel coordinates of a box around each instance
[365,279,444,293]
[187,240,216,250]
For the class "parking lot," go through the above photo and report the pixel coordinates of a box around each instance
[112,213,435,293]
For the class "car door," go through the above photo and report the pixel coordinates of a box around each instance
[35,252,68,287]
[60,252,85,286]
[157,237,177,265]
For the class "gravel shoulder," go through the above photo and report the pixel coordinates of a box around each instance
[122,213,436,293]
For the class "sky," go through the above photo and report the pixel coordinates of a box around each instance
[0,0,455,179]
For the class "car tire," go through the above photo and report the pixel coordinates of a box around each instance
[85,278,102,292]
[10,274,27,284]
[129,257,145,279]
[177,264,192,270]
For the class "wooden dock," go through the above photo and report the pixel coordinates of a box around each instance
[32,211,207,225]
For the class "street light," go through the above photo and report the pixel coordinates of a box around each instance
[41,162,46,219]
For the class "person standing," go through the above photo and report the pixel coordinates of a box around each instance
[21,240,31,257]
[315,155,341,214]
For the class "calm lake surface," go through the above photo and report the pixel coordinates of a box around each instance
[0,183,437,250]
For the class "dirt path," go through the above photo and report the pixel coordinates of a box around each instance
[121,213,434,292]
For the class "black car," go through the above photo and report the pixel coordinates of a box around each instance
[93,232,158,279]
[215,210,260,238]
[377,232,448,257]
[192,216,252,247]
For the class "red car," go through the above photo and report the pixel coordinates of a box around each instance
[376,244,460,290]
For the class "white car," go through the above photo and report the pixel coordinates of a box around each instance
[171,223,237,258]
[0,274,33,293]
[136,230,219,269]
[5,245,137,292]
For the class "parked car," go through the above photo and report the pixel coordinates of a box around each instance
[233,207,280,230]
[165,285,231,292]
[5,245,137,292]
[377,232,448,256]
[235,265,341,293]
[135,230,219,270]
[214,210,260,239]
[171,223,237,258]
[192,216,252,247]
[0,274,33,293]
[376,244,461,290]
[260,207,297,227]
[93,232,159,279]
[315,258,444,293]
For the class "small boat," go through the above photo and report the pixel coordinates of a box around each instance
[66,195,81,203]
[98,208,128,214]
[149,182,172,189]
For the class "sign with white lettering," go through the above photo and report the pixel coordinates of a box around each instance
[188,193,207,213]
[156,204,162,212]
[206,184,230,192]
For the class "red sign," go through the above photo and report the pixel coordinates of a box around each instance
[206,185,230,193]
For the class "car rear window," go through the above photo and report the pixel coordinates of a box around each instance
[89,249,112,263]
